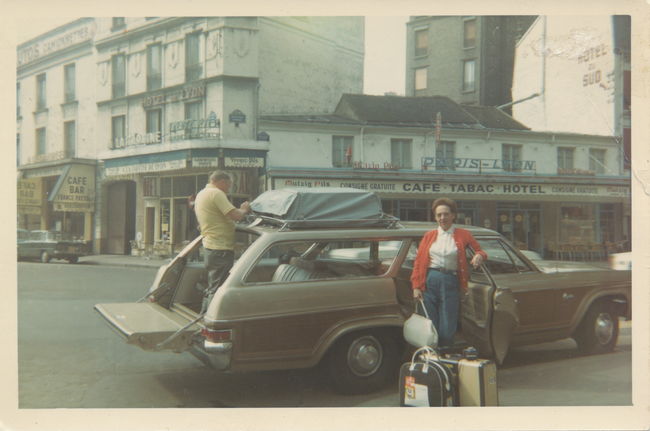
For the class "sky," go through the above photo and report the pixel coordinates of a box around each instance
[13,16,409,97]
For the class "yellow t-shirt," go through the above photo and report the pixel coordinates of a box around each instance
[194,183,236,250]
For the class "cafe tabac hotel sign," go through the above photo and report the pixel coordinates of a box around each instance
[17,20,95,68]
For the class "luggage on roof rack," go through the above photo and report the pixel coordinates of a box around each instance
[249,187,399,229]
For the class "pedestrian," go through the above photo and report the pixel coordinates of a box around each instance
[410,197,488,349]
[194,171,251,311]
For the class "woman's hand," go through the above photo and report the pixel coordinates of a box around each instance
[470,253,484,268]
[413,289,423,300]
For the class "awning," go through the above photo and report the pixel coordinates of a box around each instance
[104,150,189,176]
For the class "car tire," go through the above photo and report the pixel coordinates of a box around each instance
[67,256,79,264]
[574,301,619,355]
[40,251,50,264]
[327,329,400,395]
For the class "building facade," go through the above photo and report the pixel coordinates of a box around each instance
[405,16,536,112]
[512,16,631,170]
[261,94,630,257]
[93,17,364,255]
[16,18,98,242]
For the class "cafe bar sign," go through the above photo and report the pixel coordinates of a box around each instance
[276,178,630,198]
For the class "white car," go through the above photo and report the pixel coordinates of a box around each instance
[609,252,632,270]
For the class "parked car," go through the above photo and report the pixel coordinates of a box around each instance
[95,189,631,394]
[17,229,89,263]
[609,252,632,270]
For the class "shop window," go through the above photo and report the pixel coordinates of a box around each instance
[185,32,202,82]
[64,63,76,103]
[146,108,162,139]
[173,176,196,197]
[436,140,455,171]
[391,139,412,169]
[63,121,76,157]
[559,205,596,245]
[196,174,209,192]
[111,115,125,149]
[414,28,428,56]
[36,73,46,110]
[557,147,574,172]
[414,67,428,90]
[599,204,615,244]
[332,136,353,167]
[147,43,162,91]
[502,144,522,172]
[589,148,606,174]
[462,59,476,92]
[112,54,126,98]
[160,177,172,197]
[463,19,477,48]
[143,177,158,197]
[36,127,46,155]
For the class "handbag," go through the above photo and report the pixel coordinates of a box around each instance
[403,299,438,348]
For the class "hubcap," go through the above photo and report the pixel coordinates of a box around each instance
[594,312,615,345]
[347,335,383,377]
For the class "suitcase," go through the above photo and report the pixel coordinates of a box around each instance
[433,348,499,406]
[399,347,456,407]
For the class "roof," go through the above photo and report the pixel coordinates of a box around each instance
[261,94,529,131]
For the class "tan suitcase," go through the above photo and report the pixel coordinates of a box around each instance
[456,357,498,406]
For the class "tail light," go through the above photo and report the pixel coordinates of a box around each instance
[201,328,232,343]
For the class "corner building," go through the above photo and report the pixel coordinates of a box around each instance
[16,19,98,242]
[261,94,630,258]
[94,17,363,255]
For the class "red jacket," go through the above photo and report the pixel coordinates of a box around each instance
[410,227,488,292]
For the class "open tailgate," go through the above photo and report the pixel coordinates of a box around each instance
[94,302,200,352]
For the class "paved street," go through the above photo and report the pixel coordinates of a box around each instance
[17,260,631,408]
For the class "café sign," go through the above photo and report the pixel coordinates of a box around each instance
[17,178,42,207]
[277,178,629,198]
[51,165,96,212]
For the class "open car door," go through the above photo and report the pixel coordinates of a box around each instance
[460,243,519,365]
[94,236,204,353]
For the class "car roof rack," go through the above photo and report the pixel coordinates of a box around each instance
[248,212,401,231]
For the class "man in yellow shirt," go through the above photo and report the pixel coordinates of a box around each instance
[194,171,251,310]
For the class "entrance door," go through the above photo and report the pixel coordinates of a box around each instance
[106,181,136,254]
[497,207,541,253]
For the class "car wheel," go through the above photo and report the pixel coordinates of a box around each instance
[574,301,619,355]
[40,251,50,263]
[327,330,400,395]
[67,256,79,264]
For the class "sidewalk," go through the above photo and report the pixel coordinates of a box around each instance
[79,253,170,269]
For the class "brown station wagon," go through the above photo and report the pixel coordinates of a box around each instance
[95,189,631,394]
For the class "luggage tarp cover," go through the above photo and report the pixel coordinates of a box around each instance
[250,187,386,227]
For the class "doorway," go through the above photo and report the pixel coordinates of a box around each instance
[105,181,136,254]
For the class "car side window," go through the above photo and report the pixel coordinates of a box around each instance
[474,238,532,274]
[244,239,402,284]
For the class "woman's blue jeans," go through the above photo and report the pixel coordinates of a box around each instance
[423,268,460,348]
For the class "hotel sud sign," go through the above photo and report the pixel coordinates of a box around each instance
[277,178,630,198]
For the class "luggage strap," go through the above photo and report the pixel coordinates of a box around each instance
[409,346,452,391]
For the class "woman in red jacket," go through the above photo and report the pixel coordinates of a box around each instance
[410,198,487,348]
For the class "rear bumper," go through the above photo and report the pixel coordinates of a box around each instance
[190,340,232,371]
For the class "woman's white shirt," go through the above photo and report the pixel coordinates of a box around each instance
[428,226,458,270]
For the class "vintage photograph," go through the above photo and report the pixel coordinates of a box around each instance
[5,1,649,430]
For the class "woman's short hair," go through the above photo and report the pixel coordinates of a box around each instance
[432,197,457,215]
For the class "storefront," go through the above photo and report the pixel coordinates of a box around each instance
[102,148,266,255]
[269,173,630,259]
[17,161,97,241]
